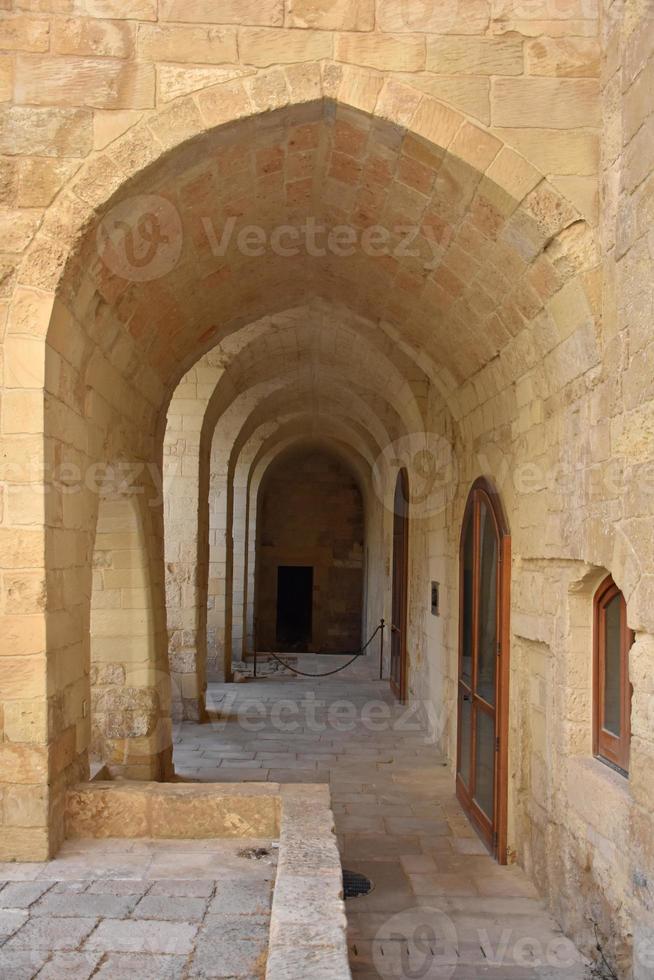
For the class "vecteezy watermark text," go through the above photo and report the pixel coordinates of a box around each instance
[200,215,441,268]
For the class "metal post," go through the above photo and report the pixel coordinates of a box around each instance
[379,618,385,680]
[254,647,258,678]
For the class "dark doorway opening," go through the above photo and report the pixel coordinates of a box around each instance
[276,565,313,650]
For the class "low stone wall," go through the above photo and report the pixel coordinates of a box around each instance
[66,780,281,840]
[65,780,351,979]
[267,785,351,980]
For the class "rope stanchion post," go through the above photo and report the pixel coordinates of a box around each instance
[254,647,258,678]
[379,618,385,680]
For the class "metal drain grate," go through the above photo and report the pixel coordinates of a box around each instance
[342,869,373,899]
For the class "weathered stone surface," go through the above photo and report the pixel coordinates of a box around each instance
[14,55,155,109]
[65,782,281,839]
[0,14,50,52]
[377,0,490,33]
[93,953,186,979]
[266,945,351,979]
[86,918,198,954]
[131,895,207,921]
[160,0,283,25]
[137,25,238,64]
[287,0,374,30]
[336,32,425,72]
[0,52,13,102]
[4,915,97,950]
[427,36,523,75]
[157,65,252,103]
[52,17,136,59]
[208,880,272,916]
[525,37,600,77]
[0,882,52,909]
[0,744,48,785]
[65,784,149,839]
[0,106,93,156]
[192,928,267,977]
[33,891,137,918]
[492,77,600,129]
[82,0,157,19]
[195,78,251,126]
[147,879,214,898]
[17,158,79,207]
[240,28,332,66]
[3,785,49,829]
[36,952,103,980]
[0,950,48,980]
[495,127,599,176]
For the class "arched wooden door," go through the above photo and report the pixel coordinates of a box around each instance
[457,477,510,862]
[390,468,409,702]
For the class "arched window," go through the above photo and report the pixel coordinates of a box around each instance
[593,576,633,775]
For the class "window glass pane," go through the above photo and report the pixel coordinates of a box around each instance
[476,500,497,706]
[603,594,622,737]
[461,515,474,686]
[458,690,472,789]
[474,707,495,821]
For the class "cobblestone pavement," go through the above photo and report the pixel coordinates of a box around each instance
[178,676,591,980]
[0,838,276,980]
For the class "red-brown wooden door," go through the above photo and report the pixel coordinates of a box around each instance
[456,478,510,862]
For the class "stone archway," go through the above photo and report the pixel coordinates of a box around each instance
[2,66,602,867]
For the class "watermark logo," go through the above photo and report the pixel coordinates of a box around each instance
[373,432,458,521]
[373,908,459,979]
[97,194,183,282]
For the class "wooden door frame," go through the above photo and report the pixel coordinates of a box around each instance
[456,476,511,864]
[390,467,409,703]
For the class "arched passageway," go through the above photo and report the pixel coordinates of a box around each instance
[3,47,652,980]
[255,444,365,656]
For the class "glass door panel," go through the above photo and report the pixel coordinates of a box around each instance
[457,687,472,787]
[476,501,498,706]
[456,483,508,862]
[461,514,474,687]
[473,706,496,821]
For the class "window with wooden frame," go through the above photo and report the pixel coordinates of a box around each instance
[593,576,633,775]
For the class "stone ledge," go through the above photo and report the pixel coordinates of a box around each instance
[266,784,350,980]
[65,780,282,839]
[64,780,350,978]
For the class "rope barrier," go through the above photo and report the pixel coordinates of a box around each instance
[255,620,385,679]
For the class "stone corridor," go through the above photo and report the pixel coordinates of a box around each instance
[175,676,590,979]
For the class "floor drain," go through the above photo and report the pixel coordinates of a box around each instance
[343,869,373,899]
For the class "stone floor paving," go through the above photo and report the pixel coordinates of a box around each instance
[0,675,594,979]
[178,676,593,980]
[0,839,276,979]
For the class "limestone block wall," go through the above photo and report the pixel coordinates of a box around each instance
[90,492,170,780]
[256,446,365,653]
[2,3,652,974]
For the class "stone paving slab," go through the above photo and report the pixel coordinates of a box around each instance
[93,952,187,978]
[0,675,594,980]
[178,678,592,980]
[0,838,278,980]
